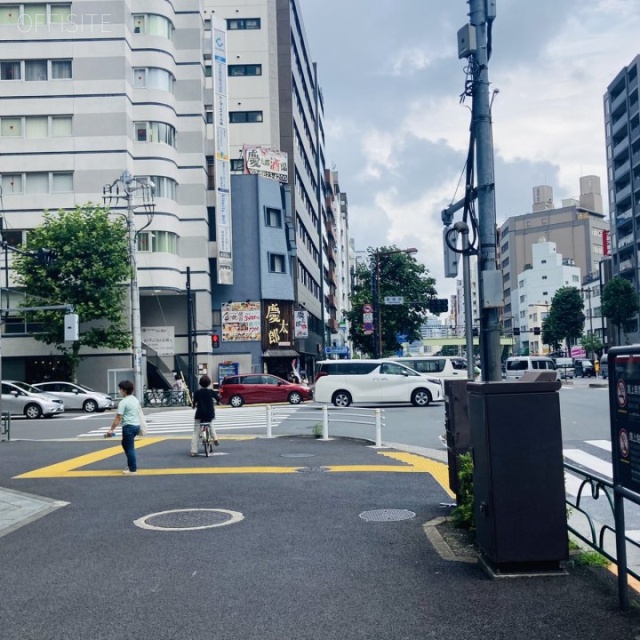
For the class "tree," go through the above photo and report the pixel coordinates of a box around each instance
[13,204,132,380]
[541,315,562,353]
[580,333,603,361]
[344,246,437,357]
[545,287,585,351]
[601,276,640,345]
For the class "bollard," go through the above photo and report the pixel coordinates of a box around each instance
[322,405,329,440]
[375,409,382,447]
[266,404,273,438]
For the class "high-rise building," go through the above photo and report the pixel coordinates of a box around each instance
[0,1,344,388]
[604,55,640,343]
[498,177,608,337]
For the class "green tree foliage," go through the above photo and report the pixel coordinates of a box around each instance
[601,276,640,345]
[13,204,132,379]
[541,315,562,352]
[580,333,603,360]
[545,287,585,349]
[344,246,437,357]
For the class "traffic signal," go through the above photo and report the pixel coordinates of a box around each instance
[533,326,541,336]
[513,327,520,336]
[428,298,449,313]
[211,333,220,349]
[472,327,479,337]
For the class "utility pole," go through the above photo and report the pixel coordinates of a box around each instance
[103,171,155,402]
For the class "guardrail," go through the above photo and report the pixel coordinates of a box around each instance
[267,405,385,446]
[565,461,639,610]
[1,412,10,441]
[143,389,188,408]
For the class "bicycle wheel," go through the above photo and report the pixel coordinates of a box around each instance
[202,424,210,457]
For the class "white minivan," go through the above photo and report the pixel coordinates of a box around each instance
[504,356,559,380]
[314,359,443,407]
[386,356,479,380]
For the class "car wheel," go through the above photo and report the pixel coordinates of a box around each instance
[25,403,43,419]
[288,392,303,405]
[83,399,98,413]
[229,395,244,408]
[332,390,352,407]
[411,388,432,407]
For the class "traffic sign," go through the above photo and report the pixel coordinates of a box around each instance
[384,296,404,305]
[362,303,373,313]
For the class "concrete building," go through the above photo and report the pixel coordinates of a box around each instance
[0,0,342,389]
[604,55,640,343]
[498,177,608,337]
[513,241,581,355]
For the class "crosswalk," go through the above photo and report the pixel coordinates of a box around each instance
[78,406,303,438]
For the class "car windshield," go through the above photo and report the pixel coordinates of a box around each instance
[75,383,96,392]
[11,381,44,393]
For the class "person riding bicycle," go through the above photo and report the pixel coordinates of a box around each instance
[190,374,221,457]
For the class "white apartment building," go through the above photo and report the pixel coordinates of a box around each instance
[514,241,581,354]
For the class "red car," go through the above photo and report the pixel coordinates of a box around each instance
[220,373,313,408]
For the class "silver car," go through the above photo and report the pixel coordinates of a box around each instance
[33,381,114,413]
[1,381,65,419]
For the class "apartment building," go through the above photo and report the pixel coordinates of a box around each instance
[0,0,342,389]
[499,177,608,338]
[604,55,640,343]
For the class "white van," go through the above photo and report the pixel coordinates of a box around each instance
[504,356,559,381]
[386,356,479,380]
[314,359,443,407]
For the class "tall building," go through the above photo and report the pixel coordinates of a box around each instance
[604,55,640,342]
[0,0,344,388]
[498,177,608,337]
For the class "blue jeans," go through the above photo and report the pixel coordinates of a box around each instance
[121,424,140,471]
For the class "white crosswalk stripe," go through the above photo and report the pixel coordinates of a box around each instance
[78,405,303,437]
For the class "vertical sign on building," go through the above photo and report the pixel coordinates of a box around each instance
[212,17,233,284]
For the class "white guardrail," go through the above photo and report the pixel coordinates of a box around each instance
[266,404,385,447]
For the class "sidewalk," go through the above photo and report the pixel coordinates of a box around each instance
[0,433,639,639]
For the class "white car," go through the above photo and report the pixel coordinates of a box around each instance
[33,382,114,413]
[1,381,65,419]
[314,359,443,407]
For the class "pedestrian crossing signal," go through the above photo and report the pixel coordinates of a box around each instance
[212,333,220,349]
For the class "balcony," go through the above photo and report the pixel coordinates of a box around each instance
[619,258,634,273]
[612,112,629,135]
[614,159,631,180]
[611,89,627,112]
[614,136,629,157]
[616,183,632,202]
[617,232,634,249]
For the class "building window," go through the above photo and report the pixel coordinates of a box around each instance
[136,231,178,254]
[1,115,72,138]
[572,275,579,282]
[541,259,547,264]
[207,207,216,242]
[519,295,525,303]
[206,156,214,190]
[133,67,175,93]
[1,117,21,136]
[1,174,22,194]
[518,279,524,287]
[542,275,547,280]
[51,172,72,192]
[230,159,244,172]
[132,14,174,39]
[2,4,71,26]
[226,18,261,30]
[269,253,286,273]
[228,64,262,77]
[26,172,48,193]
[543,291,548,296]
[229,111,263,124]
[265,207,282,228]
[134,121,176,146]
[51,59,71,79]
[25,59,47,80]
[204,63,212,78]
[205,108,213,124]
[136,175,177,200]
[3,229,26,247]
[0,61,20,80]
[3,171,73,194]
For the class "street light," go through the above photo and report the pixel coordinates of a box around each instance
[371,247,418,358]
[103,171,155,402]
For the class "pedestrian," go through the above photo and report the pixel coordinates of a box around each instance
[106,380,141,475]
[172,372,184,403]
[190,374,221,456]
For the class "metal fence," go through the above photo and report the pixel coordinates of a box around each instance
[565,461,639,610]
[143,389,188,408]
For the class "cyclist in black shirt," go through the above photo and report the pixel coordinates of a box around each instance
[190,375,221,456]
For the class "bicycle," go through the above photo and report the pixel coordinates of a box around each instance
[199,421,218,457]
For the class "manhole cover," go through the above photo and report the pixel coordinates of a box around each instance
[134,508,244,531]
[359,509,416,522]
[281,453,316,458]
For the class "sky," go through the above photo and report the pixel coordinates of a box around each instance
[298,0,640,298]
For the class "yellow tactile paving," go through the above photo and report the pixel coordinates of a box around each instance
[14,439,455,498]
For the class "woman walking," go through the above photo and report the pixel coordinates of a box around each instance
[106,380,141,475]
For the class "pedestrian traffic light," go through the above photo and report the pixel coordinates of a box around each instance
[533,326,541,336]
[513,327,520,336]
[211,333,220,349]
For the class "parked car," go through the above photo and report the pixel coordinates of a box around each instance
[574,359,595,378]
[600,354,608,379]
[33,381,114,413]
[220,373,313,408]
[314,359,443,408]
[1,381,65,419]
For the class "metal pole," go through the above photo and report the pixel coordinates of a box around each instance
[375,253,382,358]
[458,224,475,380]
[614,488,629,610]
[266,404,273,438]
[124,173,144,403]
[374,408,382,447]
[322,404,329,440]
[470,0,501,381]
[186,266,194,394]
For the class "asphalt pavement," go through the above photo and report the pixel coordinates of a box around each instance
[1,430,639,640]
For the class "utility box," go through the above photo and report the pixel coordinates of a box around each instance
[443,380,471,497]
[468,378,568,574]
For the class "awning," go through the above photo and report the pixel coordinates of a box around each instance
[262,349,299,358]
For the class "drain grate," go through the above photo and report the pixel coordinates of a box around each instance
[281,453,316,458]
[359,509,416,522]
[134,508,244,531]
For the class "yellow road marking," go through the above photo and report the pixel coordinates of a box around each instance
[15,440,455,497]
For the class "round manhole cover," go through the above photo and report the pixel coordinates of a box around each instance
[134,508,244,531]
[359,509,416,522]
[281,453,316,458]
